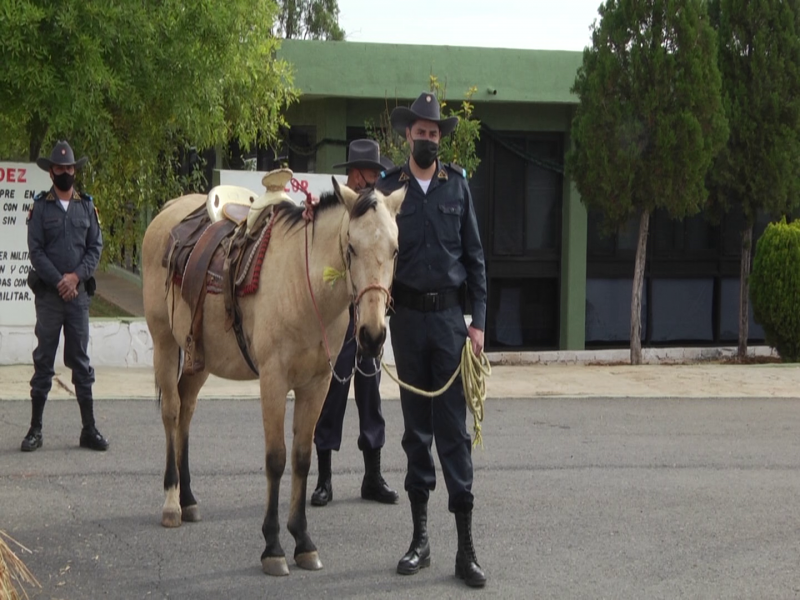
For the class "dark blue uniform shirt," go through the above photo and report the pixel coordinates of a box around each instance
[27,188,103,288]
[378,160,487,330]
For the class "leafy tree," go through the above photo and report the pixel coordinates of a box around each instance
[567,0,728,364]
[0,0,297,264]
[367,75,482,176]
[707,0,800,360]
[273,0,344,40]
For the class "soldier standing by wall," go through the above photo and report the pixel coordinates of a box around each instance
[22,140,108,452]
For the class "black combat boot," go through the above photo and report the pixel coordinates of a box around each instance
[454,510,486,587]
[21,395,47,452]
[397,501,430,575]
[310,449,332,506]
[77,389,109,451]
[21,427,43,452]
[79,426,109,451]
[361,448,399,504]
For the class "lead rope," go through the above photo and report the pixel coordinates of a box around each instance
[380,340,491,448]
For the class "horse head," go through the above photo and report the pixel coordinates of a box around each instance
[333,178,406,358]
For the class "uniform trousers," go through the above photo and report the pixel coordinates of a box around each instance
[389,303,474,513]
[30,288,95,403]
[314,314,385,452]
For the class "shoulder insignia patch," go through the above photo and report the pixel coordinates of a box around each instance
[27,207,33,222]
[380,165,402,179]
[79,192,93,202]
[447,162,467,178]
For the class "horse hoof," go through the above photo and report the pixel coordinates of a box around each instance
[295,551,323,571]
[262,556,290,576]
[181,505,201,522]
[161,509,182,528]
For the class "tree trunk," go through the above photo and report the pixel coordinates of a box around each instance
[737,225,753,360]
[630,209,650,365]
[27,116,48,162]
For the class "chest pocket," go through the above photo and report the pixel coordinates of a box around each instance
[396,202,421,250]
[71,216,90,237]
[44,217,62,230]
[437,202,463,244]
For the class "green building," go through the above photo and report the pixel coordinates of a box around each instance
[272,39,765,352]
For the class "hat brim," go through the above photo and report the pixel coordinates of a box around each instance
[36,156,88,171]
[390,107,458,137]
[332,159,386,172]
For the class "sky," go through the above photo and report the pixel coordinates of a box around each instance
[335,0,604,51]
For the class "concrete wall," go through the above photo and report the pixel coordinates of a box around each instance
[0,320,154,368]
[0,318,400,368]
[0,320,775,368]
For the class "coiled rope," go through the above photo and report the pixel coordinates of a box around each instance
[381,339,492,448]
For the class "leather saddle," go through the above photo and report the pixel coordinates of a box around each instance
[162,200,275,375]
[206,185,257,222]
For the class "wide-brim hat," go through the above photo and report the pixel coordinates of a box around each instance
[36,140,88,171]
[390,92,459,137]
[332,139,385,171]
[380,156,394,170]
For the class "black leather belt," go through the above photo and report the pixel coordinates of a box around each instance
[392,285,460,313]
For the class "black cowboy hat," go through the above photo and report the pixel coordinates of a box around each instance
[390,92,459,137]
[36,140,88,172]
[380,156,394,170]
[333,139,385,171]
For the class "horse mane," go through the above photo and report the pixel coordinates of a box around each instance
[275,188,379,229]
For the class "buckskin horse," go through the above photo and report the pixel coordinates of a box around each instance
[141,178,406,575]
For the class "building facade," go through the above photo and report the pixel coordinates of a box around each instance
[273,39,765,352]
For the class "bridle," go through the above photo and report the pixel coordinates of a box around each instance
[303,200,396,384]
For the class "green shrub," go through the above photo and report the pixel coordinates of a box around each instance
[750,218,800,362]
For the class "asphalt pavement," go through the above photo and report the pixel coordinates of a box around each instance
[3,391,800,599]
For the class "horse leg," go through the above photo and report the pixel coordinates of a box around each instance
[288,382,328,571]
[260,377,290,576]
[175,370,209,522]
[156,340,183,528]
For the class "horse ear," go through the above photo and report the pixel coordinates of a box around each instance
[382,185,407,217]
[332,176,359,211]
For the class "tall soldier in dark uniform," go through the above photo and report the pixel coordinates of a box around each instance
[311,139,399,507]
[21,140,109,452]
[377,93,487,588]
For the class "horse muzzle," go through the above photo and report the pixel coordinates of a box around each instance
[357,324,386,359]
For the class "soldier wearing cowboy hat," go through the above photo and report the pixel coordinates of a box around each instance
[376,93,488,587]
[310,139,400,508]
[22,140,108,453]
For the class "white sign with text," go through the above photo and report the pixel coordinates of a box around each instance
[217,170,346,204]
[0,162,51,326]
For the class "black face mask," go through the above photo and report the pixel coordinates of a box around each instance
[411,139,438,169]
[53,171,75,192]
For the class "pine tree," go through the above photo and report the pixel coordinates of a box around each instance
[568,0,729,364]
[707,0,800,359]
